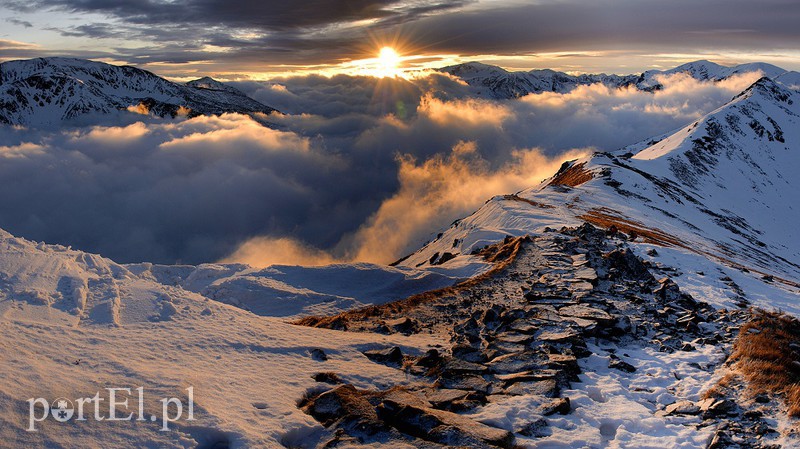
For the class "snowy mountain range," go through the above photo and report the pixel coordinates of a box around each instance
[0,57,276,126]
[1,59,800,447]
[440,59,800,98]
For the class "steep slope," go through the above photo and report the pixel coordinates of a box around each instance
[399,78,800,296]
[440,60,793,99]
[0,57,276,126]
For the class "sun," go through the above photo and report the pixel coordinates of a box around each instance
[377,47,401,77]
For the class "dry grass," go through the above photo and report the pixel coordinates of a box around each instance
[729,310,800,417]
[548,162,594,187]
[295,236,530,329]
[578,208,800,290]
[577,207,685,248]
[501,194,556,209]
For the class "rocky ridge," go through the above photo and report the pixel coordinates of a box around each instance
[296,224,782,448]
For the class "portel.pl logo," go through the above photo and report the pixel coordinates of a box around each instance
[27,387,194,432]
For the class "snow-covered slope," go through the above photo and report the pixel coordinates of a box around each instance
[0,225,456,447]
[440,60,795,99]
[399,77,800,298]
[0,57,276,126]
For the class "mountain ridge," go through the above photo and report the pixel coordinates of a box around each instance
[440,59,800,99]
[398,76,800,292]
[0,57,277,126]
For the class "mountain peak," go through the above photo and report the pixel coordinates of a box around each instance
[736,76,794,104]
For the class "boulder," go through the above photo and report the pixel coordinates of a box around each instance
[363,346,404,366]
[378,396,515,448]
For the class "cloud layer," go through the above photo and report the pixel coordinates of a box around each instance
[0,71,764,266]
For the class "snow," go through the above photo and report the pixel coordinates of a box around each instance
[0,228,448,447]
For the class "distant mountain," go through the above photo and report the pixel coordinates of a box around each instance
[0,57,277,126]
[440,60,799,99]
[400,76,800,286]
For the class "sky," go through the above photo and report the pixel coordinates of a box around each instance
[2,0,800,79]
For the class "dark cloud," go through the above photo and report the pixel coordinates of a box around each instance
[4,0,799,70]
[395,0,800,57]
[5,17,33,28]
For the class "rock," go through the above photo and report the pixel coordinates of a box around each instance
[312,372,342,384]
[303,385,384,434]
[378,397,515,448]
[437,374,491,393]
[706,399,736,416]
[442,358,488,374]
[518,418,550,438]
[413,349,443,368]
[603,249,655,282]
[310,348,328,361]
[558,305,615,326]
[665,401,701,415]
[681,343,696,352]
[495,369,559,383]
[608,357,636,373]
[538,328,581,343]
[487,352,545,373]
[706,429,731,449]
[384,316,417,334]
[696,398,716,412]
[505,379,560,397]
[363,346,404,366]
[647,248,659,257]
[452,344,488,363]
[539,397,571,416]
[654,278,682,302]
[424,388,471,408]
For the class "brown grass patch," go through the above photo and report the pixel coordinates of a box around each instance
[294,236,530,329]
[501,194,555,209]
[548,162,594,187]
[729,310,800,417]
[580,208,800,291]
[578,207,685,248]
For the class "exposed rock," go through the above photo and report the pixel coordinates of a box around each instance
[309,348,328,361]
[302,385,384,434]
[665,400,701,415]
[558,305,614,325]
[539,397,571,416]
[378,397,515,448]
[608,357,636,373]
[384,316,418,334]
[363,346,404,366]
[518,418,550,438]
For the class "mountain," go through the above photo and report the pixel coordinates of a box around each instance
[0,57,277,126]
[399,76,800,290]
[439,61,640,98]
[440,59,799,99]
[288,74,800,447]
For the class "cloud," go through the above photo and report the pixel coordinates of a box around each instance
[342,142,589,263]
[0,70,771,266]
[4,0,800,73]
[219,236,336,267]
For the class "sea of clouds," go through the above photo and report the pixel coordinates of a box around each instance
[0,70,762,266]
